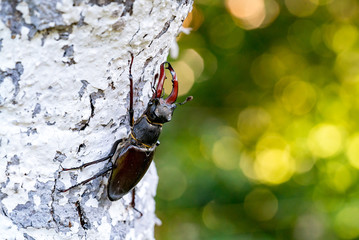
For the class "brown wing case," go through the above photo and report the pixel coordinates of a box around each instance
[107,144,155,201]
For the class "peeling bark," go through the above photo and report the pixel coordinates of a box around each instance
[0,0,193,239]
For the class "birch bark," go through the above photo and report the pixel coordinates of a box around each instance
[0,0,192,239]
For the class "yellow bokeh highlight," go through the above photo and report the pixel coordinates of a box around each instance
[239,151,257,180]
[327,0,358,20]
[325,161,352,193]
[307,124,343,158]
[332,24,358,53]
[202,202,220,230]
[254,149,294,185]
[280,80,316,115]
[208,14,245,50]
[284,119,316,174]
[335,50,359,83]
[244,188,278,221]
[201,201,231,231]
[237,107,271,144]
[212,136,241,170]
[164,61,194,96]
[256,133,288,154]
[239,134,297,184]
[251,53,286,89]
[334,206,359,239]
[346,134,359,169]
[157,166,187,201]
[181,49,204,79]
[285,0,319,17]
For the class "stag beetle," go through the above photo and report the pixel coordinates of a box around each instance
[59,53,192,209]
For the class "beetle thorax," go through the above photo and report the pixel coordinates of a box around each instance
[132,116,162,146]
[145,98,177,124]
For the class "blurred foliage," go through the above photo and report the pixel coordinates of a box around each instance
[155,0,359,239]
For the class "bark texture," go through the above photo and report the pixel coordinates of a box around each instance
[0,0,192,239]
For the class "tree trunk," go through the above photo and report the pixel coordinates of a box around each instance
[0,0,192,239]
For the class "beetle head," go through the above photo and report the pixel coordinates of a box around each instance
[146,62,193,124]
[145,98,176,124]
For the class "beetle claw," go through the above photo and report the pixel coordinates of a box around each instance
[164,63,178,104]
[152,62,166,99]
[152,62,178,104]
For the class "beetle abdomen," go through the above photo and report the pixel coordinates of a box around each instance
[107,144,155,201]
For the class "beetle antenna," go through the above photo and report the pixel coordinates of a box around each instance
[177,96,193,106]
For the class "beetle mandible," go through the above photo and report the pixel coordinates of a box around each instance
[59,53,193,208]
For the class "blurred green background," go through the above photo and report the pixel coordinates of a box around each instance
[154,0,359,239]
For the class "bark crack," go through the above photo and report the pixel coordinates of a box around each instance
[154,15,176,39]
[75,200,90,230]
[71,89,104,131]
[50,169,61,231]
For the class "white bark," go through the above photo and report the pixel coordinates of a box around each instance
[0,0,192,239]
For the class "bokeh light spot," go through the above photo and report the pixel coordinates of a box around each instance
[237,107,271,145]
[197,49,217,82]
[335,50,359,83]
[346,134,359,169]
[327,0,357,20]
[287,20,317,53]
[208,14,244,50]
[256,133,288,154]
[285,0,319,17]
[239,151,256,180]
[202,201,222,230]
[157,166,187,201]
[261,0,280,28]
[225,0,265,30]
[307,124,343,158]
[281,80,316,115]
[325,161,352,193]
[181,49,204,79]
[164,61,194,97]
[294,214,325,240]
[334,206,359,239]
[251,53,285,89]
[212,136,241,170]
[244,188,278,221]
[332,24,358,53]
[182,5,204,32]
[254,149,294,184]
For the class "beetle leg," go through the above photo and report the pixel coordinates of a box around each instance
[58,162,114,192]
[130,188,143,218]
[165,63,178,104]
[61,155,111,171]
[61,139,124,171]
